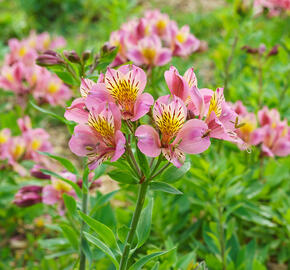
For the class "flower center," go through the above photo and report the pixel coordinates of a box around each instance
[31,139,41,150]
[155,103,185,145]
[52,179,72,192]
[47,83,60,94]
[176,32,187,43]
[18,46,27,57]
[106,77,139,116]
[207,91,224,118]
[142,48,156,63]
[88,113,115,144]
[12,143,25,159]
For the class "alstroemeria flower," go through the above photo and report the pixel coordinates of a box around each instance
[69,102,126,169]
[258,106,281,127]
[43,172,77,215]
[127,35,172,67]
[135,95,210,167]
[169,22,200,57]
[87,64,154,121]
[164,66,204,118]
[261,120,290,157]
[202,88,243,145]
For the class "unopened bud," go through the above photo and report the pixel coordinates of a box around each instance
[258,44,266,55]
[36,51,64,67]
[82,50,91,62]
[14,185,43,207]
[63,50,81,63]
[242,45,259,54]
[267,45,279,57]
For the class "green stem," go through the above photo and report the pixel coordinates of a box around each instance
[126,136,142,177]
[150,162,170,180]
[217,195,226,270]
[119,182,149,270]
[79,171,89,270]
[257,57,263,107]
[150,155,163,178]
[224,35,239,99]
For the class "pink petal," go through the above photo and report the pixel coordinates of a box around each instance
[127,48,145,65]
[272,138,290,156]
[64,98,88,124]
[164,66,189,101]
[135,125,161,157]
[162,147,185,168]
[131,93,154,121]
[155,48,172,66]
[188,86,205,117]
[42,185,59,205]
[69,125,99,156]
[174,119,210,154]
[111,130,126,162]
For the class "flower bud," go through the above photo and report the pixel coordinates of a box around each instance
[31,165,51,180]
[267,45,279,57]
[63,50,81,63]
[242,45,259,54]
[14,185,43,207]
[82,50,91,62]
[36,51,64,67]
[258,44,266,55]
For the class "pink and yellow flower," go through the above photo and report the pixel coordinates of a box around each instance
[69,102,126,169]
[87,64,154,121]
[128,35,172,67]
[135,95,210,167]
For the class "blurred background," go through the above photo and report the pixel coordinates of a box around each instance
[0,0,289,269]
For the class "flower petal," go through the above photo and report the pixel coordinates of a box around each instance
[135,125,161,157]
[131,93,154,121]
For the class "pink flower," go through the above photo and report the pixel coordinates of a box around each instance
[87,64,154,121]
[201,88,244,145]
[0,128,11,159]
[164,66,204,118]
[135,95,210,167]
[69,102,126,170]
[0,63,27,95]
[42,172,77,215]
[258,106,281,127]
[169,22,200,57]
[261,120,290,157]
[127,35,172,67]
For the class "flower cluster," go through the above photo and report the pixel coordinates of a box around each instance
[232,101,290,157]
[14,172,102,215]
[0,116,53,176]
[106,9,203,68]
[0,31,71,107]
[66,64,243,169]
[254,0,290,16]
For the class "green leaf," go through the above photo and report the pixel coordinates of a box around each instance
[79,211,118,249]
[40,169,82,198]
[89,190,119,216]
[150,182,183,195]
[81,238,93,266]
[108,170,138,184]
[63,194,77,217]
[152,262,160,270]
[136,147,150,178]
[161,161,191,183]
[84,232,119,268]
[59,224,79,250]
[30,101,74,126]
[117,225,129,243]
[128,249,173,270]
[54,71,76,85]
[38,152,78,176]
[136,197,153,248]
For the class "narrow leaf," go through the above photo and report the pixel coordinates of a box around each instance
[108,170,138,184]
[161,161,191,183]
[136,147,150,178]
[63,194,77,217]
[129,250,173,270]
[150,181,183,195]
[38,152,78,175]
[136,197,153,248]
[79,211,118,249]
[84,232,119,268]
[59,224,79,250]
